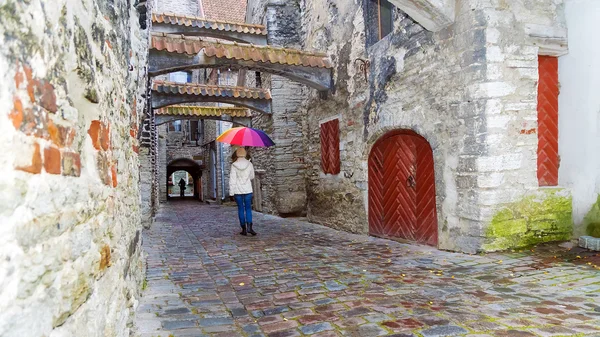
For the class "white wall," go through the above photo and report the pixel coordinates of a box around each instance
[558,0,600,236]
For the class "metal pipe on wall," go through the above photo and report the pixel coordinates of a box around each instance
[218,121,226,201]
[198,0,205,18]
[217,69,226,202]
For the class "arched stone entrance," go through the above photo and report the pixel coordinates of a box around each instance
[167,158,203,200]
[368,130,438,246]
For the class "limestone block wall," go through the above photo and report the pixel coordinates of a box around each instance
[219,122,233,200]
[167,145,204,164]
[157,124,169,201]
[153,0,201,16]
[0,0,148,336]
[468,0,570,251]
[247,0,571,252]
[248,1,309,216]
[199,118,233,202]
[140,146,154,227]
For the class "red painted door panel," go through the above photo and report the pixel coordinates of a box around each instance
[381,135,416,240]
[415,140,438,246]
[368,132,438,246]
[537,56,559,186]
[368,140,386,237]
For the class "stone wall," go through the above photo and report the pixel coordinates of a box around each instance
[249,1,309,216]
[154,0,200,16]
[199,118,232,202]
[201,120,217,200]
[219,122,233,201]
[0,0,148,335]
[157,124,168,202]
[247,0,571,252]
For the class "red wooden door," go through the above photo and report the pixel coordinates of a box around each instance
[415,141,438,246]
[368,131,438,246]
[537,56,559,186]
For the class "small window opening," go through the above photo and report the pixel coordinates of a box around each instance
[190,120,199,142]
[255,72,262,88]
[173,120,182,132]
[378,0,393,40]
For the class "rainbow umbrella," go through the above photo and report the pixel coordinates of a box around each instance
[216,127,275,147]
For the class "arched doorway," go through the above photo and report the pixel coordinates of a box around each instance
[169,170,194,198]
[167,158,203,200]
[368,130,438,246]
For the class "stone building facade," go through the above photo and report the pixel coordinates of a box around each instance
[0,0,148,335]
[246,0,599,253]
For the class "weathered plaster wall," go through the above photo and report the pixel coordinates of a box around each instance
[154,0,201,17]
[245,0,269,25]
[216,120,233,201]
[0,0,147,336]
[558,0,600,238]
[157,124,169,202]
[199,119,232,202]
[249,1,309,216]
[247,0,570,252]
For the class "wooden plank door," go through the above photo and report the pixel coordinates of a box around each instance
[382,135,417,239]
[537,56,559,186]
[415,139,438,246]
[369,132,438,246]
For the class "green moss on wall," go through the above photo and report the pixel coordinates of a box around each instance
[584,195,600,237]
[483,189,573,251]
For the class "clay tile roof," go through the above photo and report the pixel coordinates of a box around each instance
[152,12,267,35]
[155,105,251,117]
[150,33,333,69]
[202,0,247,23]
[152,80,272,100]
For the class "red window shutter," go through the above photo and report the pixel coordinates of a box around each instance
[320,119,340,174]
[537,56,559,186]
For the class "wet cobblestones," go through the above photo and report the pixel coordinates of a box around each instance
[134,202,600,337]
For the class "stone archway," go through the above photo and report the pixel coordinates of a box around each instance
[368,130,438,246]
[167,158,203,200]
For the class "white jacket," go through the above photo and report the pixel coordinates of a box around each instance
[229,158,255,196]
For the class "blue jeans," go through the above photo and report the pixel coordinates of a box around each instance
[234,193,253,227]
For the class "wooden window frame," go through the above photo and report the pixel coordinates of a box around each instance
[189,120,199,141]
[255,71,262,88]
[377,0,393,41]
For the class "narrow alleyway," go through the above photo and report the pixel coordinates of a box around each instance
[135,202,600,337]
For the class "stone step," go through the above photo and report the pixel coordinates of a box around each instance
[579,236,600,251]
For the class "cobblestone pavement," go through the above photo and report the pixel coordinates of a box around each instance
[134,201,600,337]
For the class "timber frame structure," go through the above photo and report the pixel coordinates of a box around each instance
[145,8,333,208]
[149,33,333,92]
[152,13,268,45]
[151,81,272,114]
[147,11,333,116]
[155,105,252,126]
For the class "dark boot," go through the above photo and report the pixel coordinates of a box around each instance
[247,223,257,236]
[240,224,247,236]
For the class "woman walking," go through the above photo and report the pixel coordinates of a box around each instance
[229,147,257,236]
